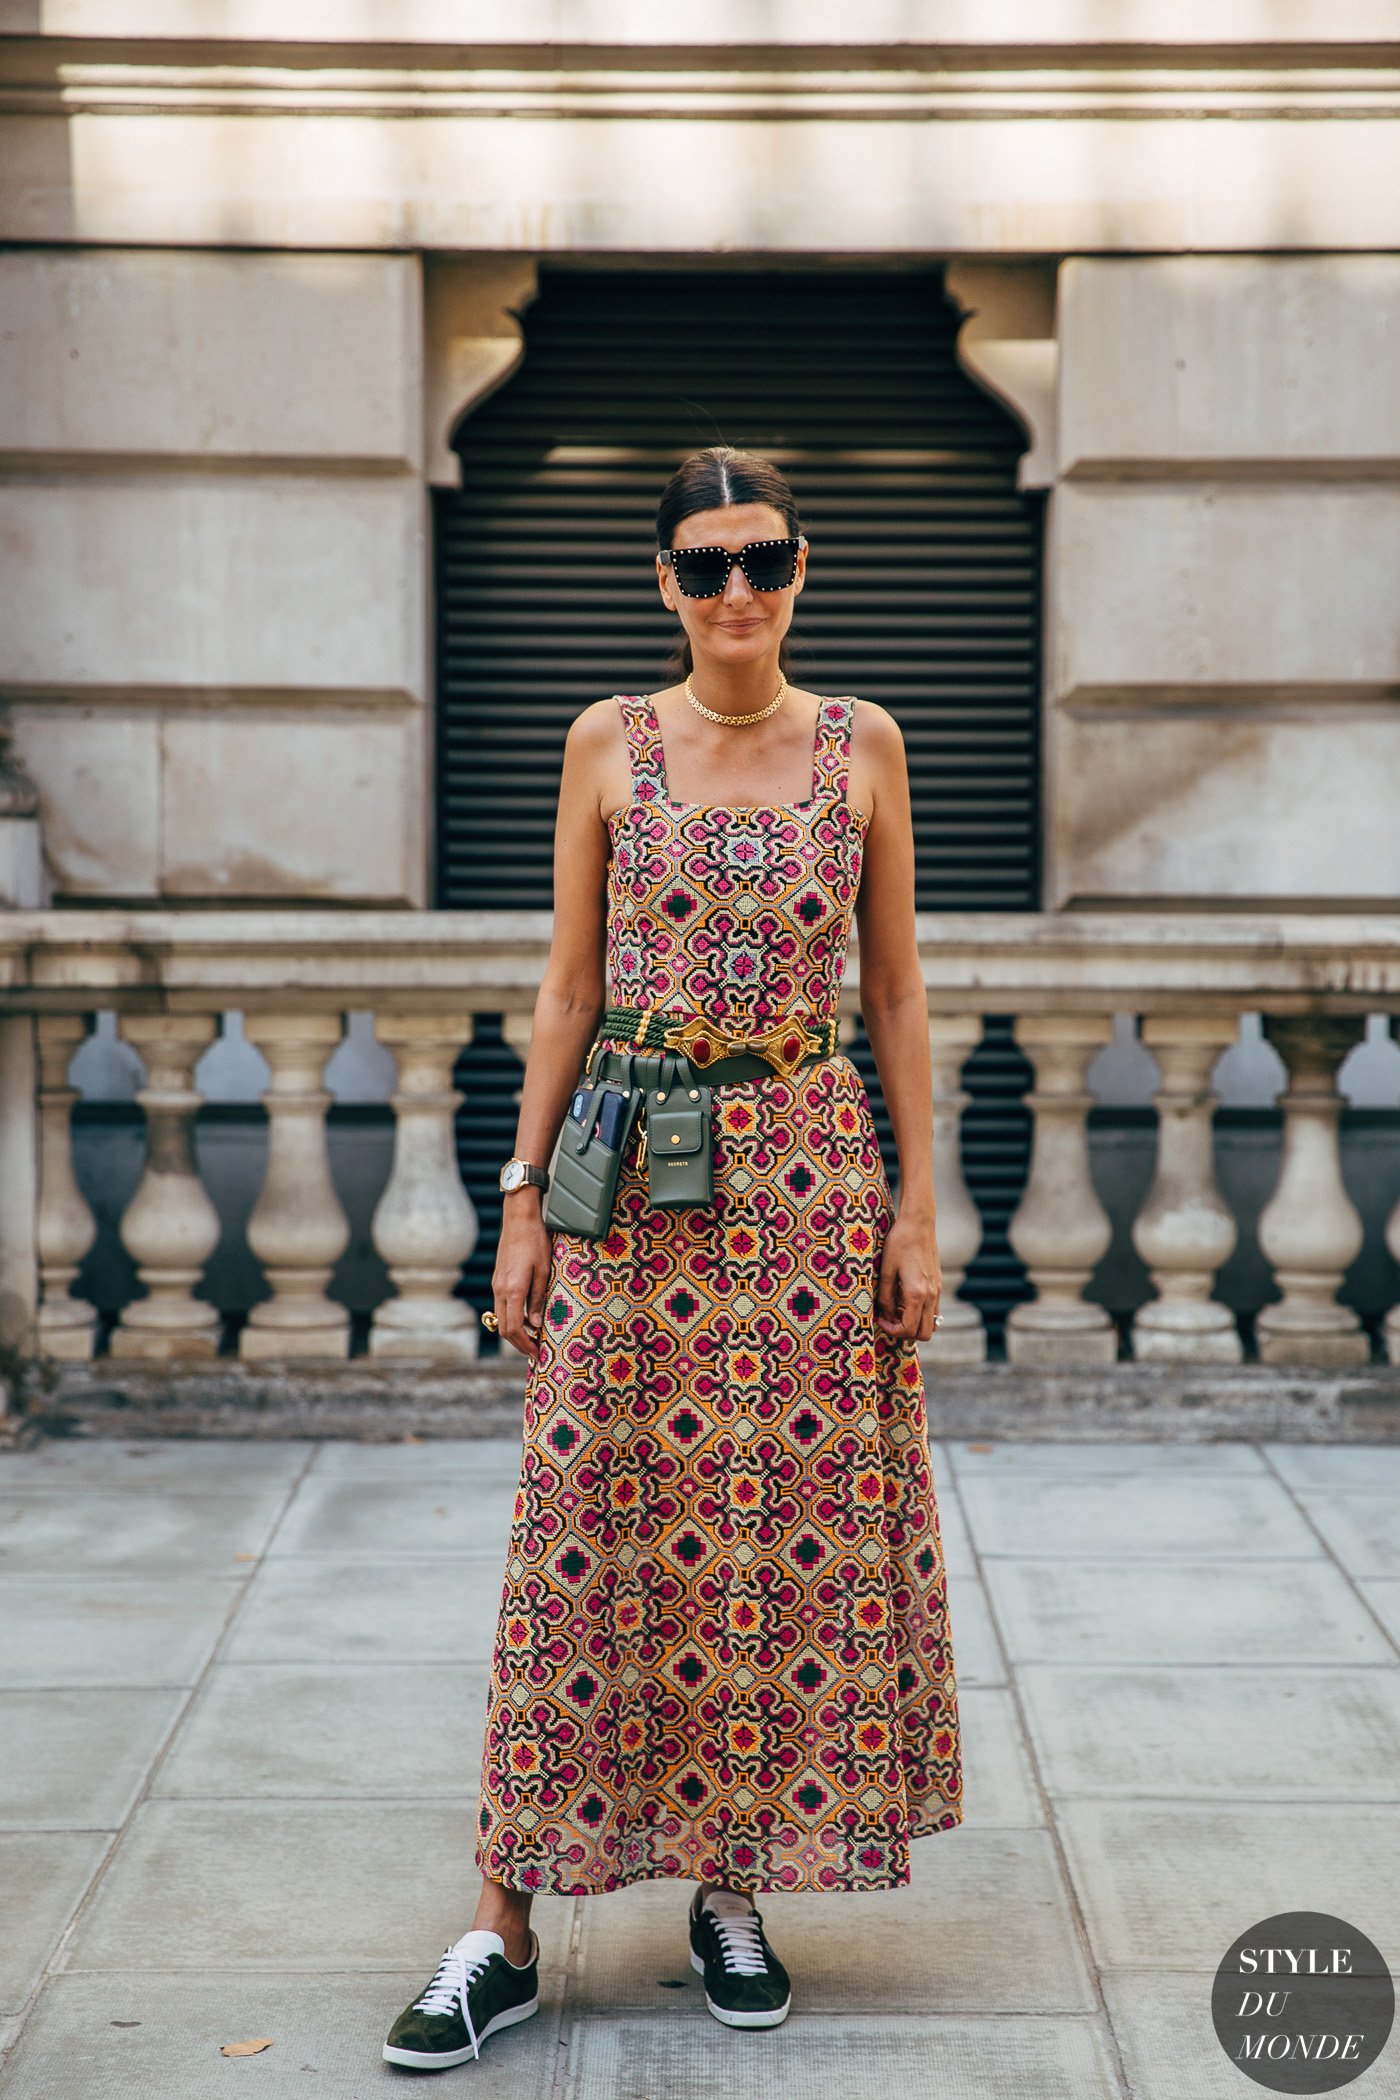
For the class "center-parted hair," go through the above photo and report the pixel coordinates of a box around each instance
[656,446,802,678]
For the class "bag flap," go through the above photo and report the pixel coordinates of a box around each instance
[649,1105,706,1157]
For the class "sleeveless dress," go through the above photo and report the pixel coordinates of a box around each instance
[476,692,963,1895]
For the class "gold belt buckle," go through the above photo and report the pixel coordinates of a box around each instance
[747,1017,820,1080]
[663,1011,817,1081]
[663,1011,736,1073]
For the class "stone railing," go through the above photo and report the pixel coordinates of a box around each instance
[1,909,1397,1374]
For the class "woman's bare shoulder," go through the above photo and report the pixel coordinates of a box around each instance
[849,698,907,782]
[846,698,907,827]
[849,696,905,752]
[566,693,630,750]
[563,696,636,826]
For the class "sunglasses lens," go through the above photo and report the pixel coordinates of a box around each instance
[740,541,799,591]
[670,549,731,597]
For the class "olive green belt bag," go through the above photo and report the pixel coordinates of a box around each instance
[543,1048,712,1239]
[542,1050,647,1240]
[639,1050,714,1212]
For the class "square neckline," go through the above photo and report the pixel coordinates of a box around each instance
[646,692,824,815]
[605,692,869,830]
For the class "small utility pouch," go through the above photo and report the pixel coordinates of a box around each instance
[644,1051,714,1211]
[543,1052,644,1240]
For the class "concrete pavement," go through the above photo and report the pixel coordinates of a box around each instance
[1,1432,1398,2099]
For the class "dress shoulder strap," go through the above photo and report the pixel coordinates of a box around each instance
[614,694,668,805]
[811,694,855,805]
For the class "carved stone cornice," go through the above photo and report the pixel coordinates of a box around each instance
[4,47,1400,122]
[5,10,1400,251]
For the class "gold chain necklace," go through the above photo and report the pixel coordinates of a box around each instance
[685,671,787,727]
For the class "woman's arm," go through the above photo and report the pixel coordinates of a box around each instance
[850,702,942,1343]
[491,702,617,1359]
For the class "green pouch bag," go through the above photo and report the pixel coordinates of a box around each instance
[644,1051,714,1211]
[543,1052,644,1240]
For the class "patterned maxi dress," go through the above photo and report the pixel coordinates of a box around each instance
[476,692,963,1895]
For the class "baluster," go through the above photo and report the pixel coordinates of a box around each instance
[370,1015,479,1359]
[1005,1014,1117,1366]
[111,1015,221,1358]
[1256,1016,1369,1366]
[33,1015,99,1361]
[239,1015,350,1361]
[1131,1016,1242,1362]
[500,1010,534,1071]
[1386,1189,1400,1365]
[920,1013,986,1366]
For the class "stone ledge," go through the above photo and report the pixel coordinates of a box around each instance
[6,1358,1399,1447]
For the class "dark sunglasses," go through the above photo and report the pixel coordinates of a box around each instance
[659,536,805,599]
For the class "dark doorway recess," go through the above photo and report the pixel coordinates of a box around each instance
[436,266,1042,1347]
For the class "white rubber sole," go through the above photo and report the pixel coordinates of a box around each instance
[382,1995,539,2069]
[690,1948,791,2029]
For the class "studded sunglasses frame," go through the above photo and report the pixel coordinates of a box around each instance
[659,536,806,599]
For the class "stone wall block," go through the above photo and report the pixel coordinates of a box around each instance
[0,249,422,466]
[1060,256,1400,470]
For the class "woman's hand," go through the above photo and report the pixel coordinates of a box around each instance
[876,1208,942,1342]
[492,1192,551,1362]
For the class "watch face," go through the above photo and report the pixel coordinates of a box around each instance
[501,1160,523,1192]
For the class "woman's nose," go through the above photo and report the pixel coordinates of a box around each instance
[723,562,753,605]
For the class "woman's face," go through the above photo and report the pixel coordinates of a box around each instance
[656,502,807,675]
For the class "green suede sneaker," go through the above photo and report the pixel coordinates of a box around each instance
[383,1927,539,2070]
[688,1888,791,2029]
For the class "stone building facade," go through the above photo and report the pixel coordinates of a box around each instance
[0,4,1397,1378]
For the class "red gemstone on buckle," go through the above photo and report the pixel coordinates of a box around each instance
[691,1038,712,1065]
[782,1034,801,1062]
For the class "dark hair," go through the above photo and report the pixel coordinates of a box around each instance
[656,446,802,679]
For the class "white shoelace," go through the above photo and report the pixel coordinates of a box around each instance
[413,1943,493,2059]
[707,1906,769,1977]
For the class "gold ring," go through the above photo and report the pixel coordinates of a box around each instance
[481,1310,499,1332]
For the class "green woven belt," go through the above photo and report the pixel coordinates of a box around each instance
[595,1002,840,1081]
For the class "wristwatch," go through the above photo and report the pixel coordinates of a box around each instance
[499,1157,549,1195]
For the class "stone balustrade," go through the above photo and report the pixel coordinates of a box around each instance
[1,908,1397,1372]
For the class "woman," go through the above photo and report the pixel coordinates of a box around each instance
[384,447,963,2069]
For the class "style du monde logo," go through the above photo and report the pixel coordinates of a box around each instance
[1212,1912,1394,2091]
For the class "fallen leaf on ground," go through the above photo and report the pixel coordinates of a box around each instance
[402,1433,424,1444]
[232,1553,258,1562]
[220,2039,274,2056]
[964,1442,993,1453]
